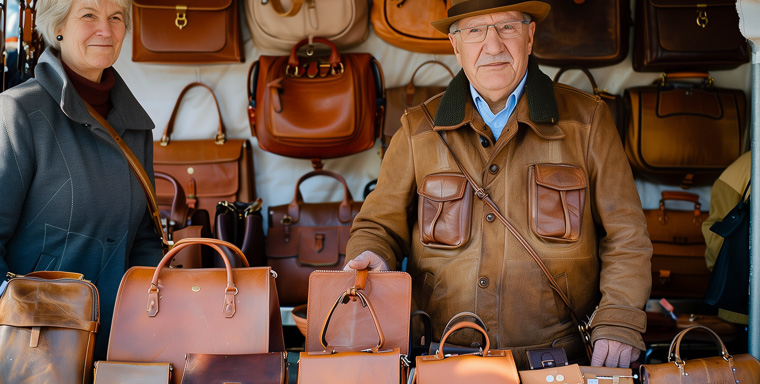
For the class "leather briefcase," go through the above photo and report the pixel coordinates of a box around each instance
[154,82,256,225]
[180,352,287,384]
[624,73,746,188]
[132,0,244,63]
[108,238,285,384]
[633,0,750,72]
[0,271,99,384]
[370,0,452,54]
[93,361,172,384]
[266,170,363,306]
[248,38,385,161]
[534,0,631,67]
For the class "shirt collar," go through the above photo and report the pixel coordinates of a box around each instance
[469,70,528,139]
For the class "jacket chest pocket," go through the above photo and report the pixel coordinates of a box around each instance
[529,164,587,242]
[417,173,472,249]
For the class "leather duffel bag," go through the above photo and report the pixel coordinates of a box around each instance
[370,0,452,54]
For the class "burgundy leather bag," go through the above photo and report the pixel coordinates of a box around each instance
[179,352,287,384]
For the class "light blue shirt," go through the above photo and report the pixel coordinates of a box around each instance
[469,71,528,140]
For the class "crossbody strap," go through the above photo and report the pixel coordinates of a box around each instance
[85,103,167,251]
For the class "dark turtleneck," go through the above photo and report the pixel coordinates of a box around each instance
[61,60,115,118]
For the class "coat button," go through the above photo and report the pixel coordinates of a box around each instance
[489,164,499,174]
[478,277,489,288]
[486,213,495,222]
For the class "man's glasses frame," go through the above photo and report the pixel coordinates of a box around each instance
[452,20,530,43]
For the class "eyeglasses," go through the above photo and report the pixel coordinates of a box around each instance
[452,20,530,43]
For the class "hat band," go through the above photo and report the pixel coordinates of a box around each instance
[448,0,523,18]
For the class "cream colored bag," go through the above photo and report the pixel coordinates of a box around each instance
[245,0,369,54]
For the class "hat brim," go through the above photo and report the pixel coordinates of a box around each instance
[430,1,551,35]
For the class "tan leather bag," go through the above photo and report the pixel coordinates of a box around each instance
[370,0,452,54]
[93,361,172,384]
[154,82,255,225]
[519,364,584,384]
[107,238,285,384]
[132,0,244,63]
[245,0,369,54]
[0,271,99,384]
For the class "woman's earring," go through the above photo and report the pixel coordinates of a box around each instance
[56,35,63,41]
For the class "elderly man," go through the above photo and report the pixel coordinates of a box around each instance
[345,0,652,369]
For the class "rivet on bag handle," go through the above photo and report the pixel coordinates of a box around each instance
[435,321,491,359]
[161,82,226,145]
[286,37,343,77]
[286,170,355,224]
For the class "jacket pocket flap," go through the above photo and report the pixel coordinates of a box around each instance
[418,173,468,201]
[534,164,586,191]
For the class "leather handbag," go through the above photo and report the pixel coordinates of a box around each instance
[383,60,454,156]
[305,269,412,354]
[645,191,711,299]
[244,0,369,54]
[154,82,256,224]
[533,0,631,67]
[624,73,746,188]
[248,38,385,162]
[0,271,99,384]
[412,321,520,384]
[639,325,760,383]
[633,0,750,72]
[265,170,363,306]
[132,0,245,63]
[370,0,452,54]
[554,66,625,142]
[107,238,285,384]
[214,199,265,268]
[519,364,584,384]
[179,352,287,384]
[93,361,172,384]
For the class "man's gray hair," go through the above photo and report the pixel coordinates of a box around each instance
[35,0,132,51]
[449,12,532,34]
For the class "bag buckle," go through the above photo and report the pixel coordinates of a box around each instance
[175,6,188,30]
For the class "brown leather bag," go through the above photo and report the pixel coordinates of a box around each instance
[534,0,631,67]
[179,352,287,384]
[266,170,363,306]
[248,38,385,161]
[0,271,99,384]
[132,0,244,63]
[107,238,285,384]
[93,361,172,384]
[305,269,411,354]
[370,0,452,54]
[519,364,584,384]
[624,73,746,188]
[154,82,256,225]
[639,325,760,383]
[633,0,750,72]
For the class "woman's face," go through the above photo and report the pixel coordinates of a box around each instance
[57,0,127,82]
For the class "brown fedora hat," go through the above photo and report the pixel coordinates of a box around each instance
[431,0,550,34]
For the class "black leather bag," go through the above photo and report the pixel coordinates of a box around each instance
[214,199,266,268]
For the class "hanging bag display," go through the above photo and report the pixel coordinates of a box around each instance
[370,0,452,54]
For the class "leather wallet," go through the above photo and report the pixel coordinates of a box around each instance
[526,347,569,369]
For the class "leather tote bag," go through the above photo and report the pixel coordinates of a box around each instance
[179,352,287,384]
[215,199,266,268]
[533,0,631,67]
[305,269,411,354]
[266,170,363,306]
[154,82,256,224]
[245,0,369,54]
[108,238,285,384]
[633,0,750,72]
[248,38,385,161]
[639,325,760,383]
[132,0,244,63]
[370,0,452,54]
[93,361,172,384]
[624,72,746,188]
[0,271,99,384]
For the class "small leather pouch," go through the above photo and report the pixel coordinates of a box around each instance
[526,347,569,369]
[519,364,584,384]
[418,173,473,248]
[180,352,287,384]
[528,164,587,242]
[93,361,172,384]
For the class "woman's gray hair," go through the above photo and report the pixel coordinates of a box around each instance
[36,0,132,51]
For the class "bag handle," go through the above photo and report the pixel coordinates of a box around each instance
[286,37,342,77]
[285,170,355,224]
[658,191,703,225]
[435,321,491,359]
[406,61,455,105]
[553,66,601,95]
[267,0,306,17]
[146,238,250,319]
[154,171,190,231]
[160,82,226,145]
[657,72,713,87]
[667,325,734,367]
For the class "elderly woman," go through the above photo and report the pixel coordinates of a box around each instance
[0,0,163,360]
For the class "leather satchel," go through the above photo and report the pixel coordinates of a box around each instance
[214,200,266,267]
[132,0,244,63]
[93,361,172,384]
[533,0,631,67]
[0,271,99,384]
[624,73,746,188]
[633,0,750,72]
[305,269,412,354]
[179,352,287,384]
[248,38,385,161]
[266,170,363,306]
[370,0,452,54]
[107,238,285,384]
[244,0,369,54]
[154,82,256,225]
[639,325,760,383]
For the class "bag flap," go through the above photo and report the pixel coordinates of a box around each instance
[648,0,737,8]
[297,227,340,266]
[534,164,587,191]
[657,89,722,118]
[134,0,232,10]
[418,173,467,201]
[153,139,246,164]
[134,0,233,53]
[0,278,99,328]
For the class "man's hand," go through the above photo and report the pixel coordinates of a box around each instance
[344,251,390,271]
[591,339,641,368]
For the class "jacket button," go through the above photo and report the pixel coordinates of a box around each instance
[478,277,489,288]
[489,164,499,174]
[486,213,495,222]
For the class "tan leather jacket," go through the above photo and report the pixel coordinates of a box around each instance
[346,58,652,369]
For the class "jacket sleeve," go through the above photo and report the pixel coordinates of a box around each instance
[585,101,652,351]
[702,179,740,271]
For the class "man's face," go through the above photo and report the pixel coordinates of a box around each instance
[448,11,535,107]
